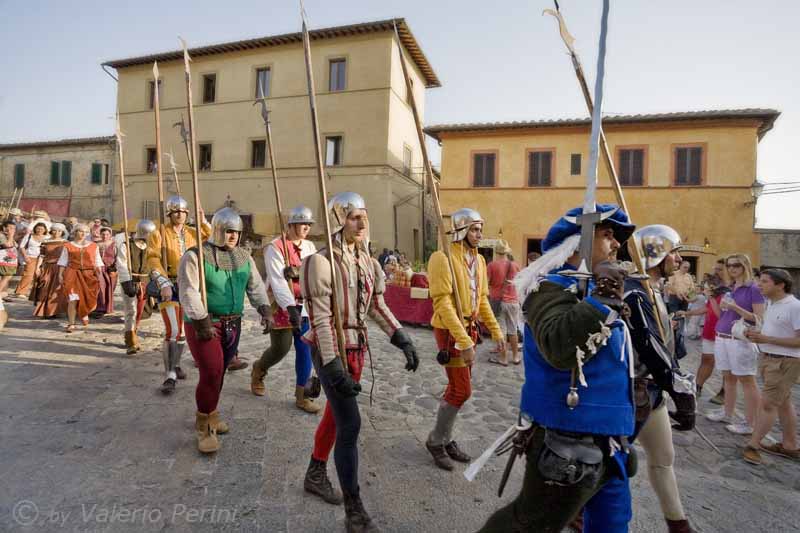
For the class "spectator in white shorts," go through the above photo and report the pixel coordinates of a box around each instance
[742,269,800,464]
[486,242,521,366]
[680,274,725,399]
[706,253,765,435]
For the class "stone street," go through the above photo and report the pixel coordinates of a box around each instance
[0,296,798,532]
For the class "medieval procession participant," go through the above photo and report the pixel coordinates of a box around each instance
[146,195,211,395]
[177,207,271,454]
[0,221,19,299]
[478,204,636,532]
[57,224,102,333]
[251,205,320,414]
[300,192,418,532]
[32,223,68,318]
[425,208,505,471]
[94,227,117,317]
[117,220,156,354]
[584,224,697,533]
[14,219,50,298]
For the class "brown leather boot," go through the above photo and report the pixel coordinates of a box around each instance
[343,491,379,533]
[666,519,693,533]
[295,386,321,414]
[425,441,454,471]
[444,441,471,463]
[131,330,141,352]
[227,356,248,371]
[124,331,137,355]
[304,457,343,504]
[250,361,267,396]
[212,411,229,434]
[195,412,220,454]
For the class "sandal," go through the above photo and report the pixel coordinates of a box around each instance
[65,324,76,333]
[512,358,522,365]
[488,357,508,367]
[81,317,89,327]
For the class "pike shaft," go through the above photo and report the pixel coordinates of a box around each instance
[301,16,347,369]
[393,23,464,321]
[262,101,290,263]
[152,63,168,270]
[115,123,133,274]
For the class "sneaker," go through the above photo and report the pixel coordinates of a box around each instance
[705,408,732,423]
[726,423,753,435]
[742,445,763,465]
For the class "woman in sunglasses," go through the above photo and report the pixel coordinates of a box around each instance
[705,253,765,435]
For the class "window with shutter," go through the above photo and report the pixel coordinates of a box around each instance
[60,161,72,187]
[91,163,102,184]
[618,148,645,186]
[528,150,553,187]
[202,74,216,103]
[472,153,496,187]
[251,140,266,168]
[14,164,25,188]
[674,146,704,185]
[255,68,271,98]
[325,136,343,166]
[570,153,581,175]
[329,59,346,91]
[50,161,60,186]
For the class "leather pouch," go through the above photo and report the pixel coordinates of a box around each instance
[146,279,162,299]
[634,377,652,423]
[537,429,603,486]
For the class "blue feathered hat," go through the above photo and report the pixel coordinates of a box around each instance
[541,204,635,253]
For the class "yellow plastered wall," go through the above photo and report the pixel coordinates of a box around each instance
[437,121,763,275]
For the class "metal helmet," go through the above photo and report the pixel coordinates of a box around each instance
[328,192,367,234]
[165,195,189,215]
[449,208,484,242]
[209,207,243,247]
[287,205,315,226]
[630,224,682,271]
[50,222,67,236]
[134,219,157,240]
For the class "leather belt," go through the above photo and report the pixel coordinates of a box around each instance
[716,332,734,340]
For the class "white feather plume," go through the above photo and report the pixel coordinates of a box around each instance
[514,234,581,300]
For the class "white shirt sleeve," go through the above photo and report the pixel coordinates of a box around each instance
[264,244,296,310]
[57,246,69,267]
[116,238,131,283]
[177,250,207,321]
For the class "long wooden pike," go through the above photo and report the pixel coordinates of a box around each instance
[152,62,168,270]
[180,37,207,307]
[165,150,182,196]
[173,115,194,176]
[254,92,290,264]
[114,114,133,274]
[300,8,347,369]
[544,2,665,338]
[392,21,464,322]
[14,188,23,210]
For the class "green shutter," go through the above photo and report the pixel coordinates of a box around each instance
[61,161,72,187]
[50,161,60,185]
[14,164,25,188]
[91,163,102,184]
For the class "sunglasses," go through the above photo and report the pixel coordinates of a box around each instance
[726,262,743,268]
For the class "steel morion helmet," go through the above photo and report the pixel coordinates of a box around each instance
[287,205,315,226]
[134,219,157,240]
[629,224,682,271]
[209,207,243,247]
[327,192,366,234]
[449,208,484,242]
[165,195,189,216]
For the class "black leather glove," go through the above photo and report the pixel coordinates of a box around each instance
[591,260,627,310]
[195,315,217,342]
[320,357,361,398]
[391,329,419,372]
[121,280,138,298]
[257,304,273,334]
[287,305,302,329]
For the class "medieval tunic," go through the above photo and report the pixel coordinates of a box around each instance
[178,242,268,414]
[300,238,401,493]
[0,233,19,277]
[32,239,67,318]
[57,241,103,319]
[95,238,117,314]
[15,232,46,297]
[116,235,151,332]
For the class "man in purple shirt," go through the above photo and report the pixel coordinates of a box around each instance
[706,253,765,435]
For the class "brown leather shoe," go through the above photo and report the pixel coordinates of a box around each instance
[250,361,266,396]
[666,518,693,533]
[304,457,343,504]
[227,356,248,371]
[124,331,138,355]
[344,492,379,533]
[295,386,321,413]
[196,411,220,454]
[742,445,763,465]
[160,378,176,395]
[760,442,800,461]
[425,441,454,471]
[444,441,471,463]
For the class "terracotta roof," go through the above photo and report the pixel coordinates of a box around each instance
[102,18,441,88]
[0,136,115,150]
[425,109,780,141]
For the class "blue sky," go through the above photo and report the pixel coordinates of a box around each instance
[1,0,797,228]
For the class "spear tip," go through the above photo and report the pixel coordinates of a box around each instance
[152,61,159,77]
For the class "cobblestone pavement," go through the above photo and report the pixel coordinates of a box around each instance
[0,295,798,532]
